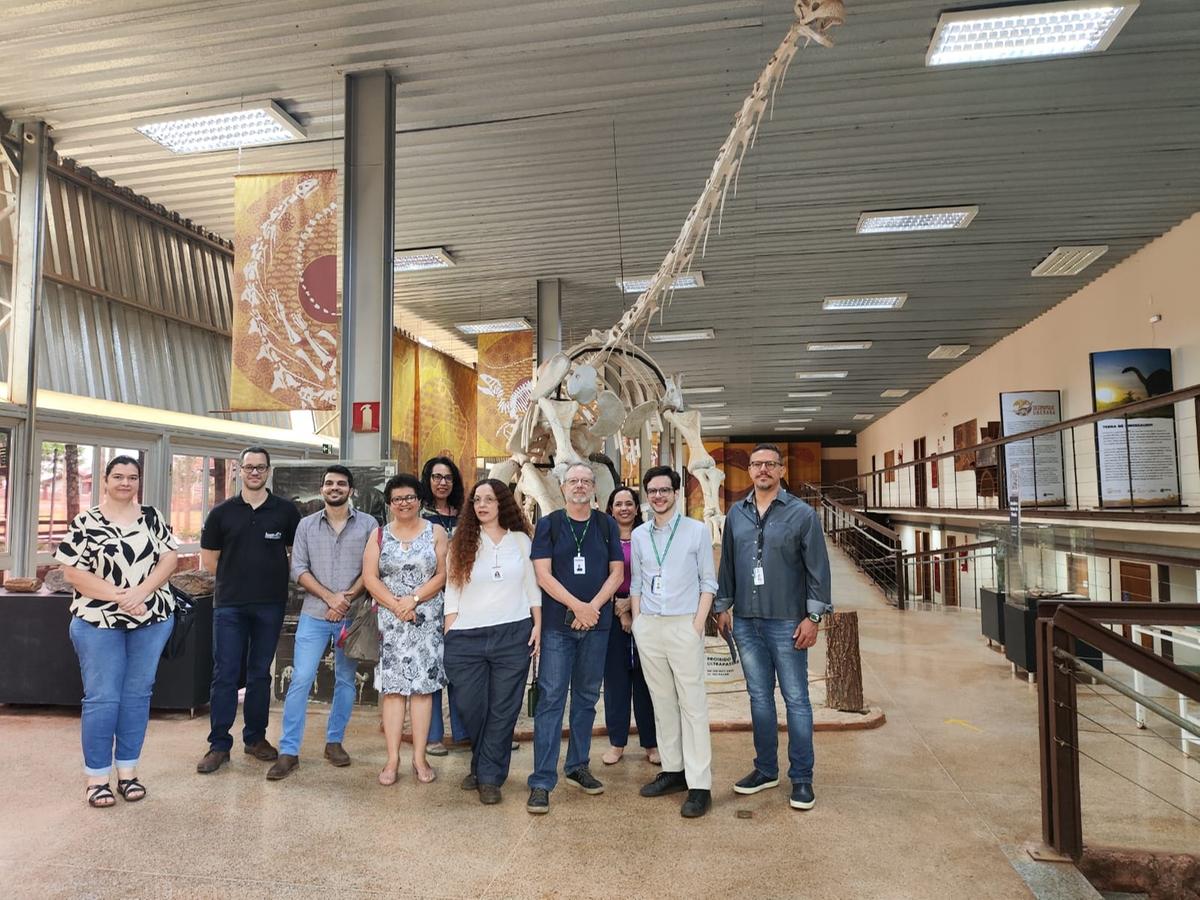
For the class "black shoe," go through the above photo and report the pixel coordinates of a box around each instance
[564,766,604,795]
[790,782,815,810]
[526,787,550,814]
[681,789,712,818]
[733,769,780,795]
[460,773,478,791]
[639,771,688,798]
[479,783,502,805]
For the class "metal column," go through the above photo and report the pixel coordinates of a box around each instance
[8,122,49,576]
[536,278,562,368]
[339,71,396,461]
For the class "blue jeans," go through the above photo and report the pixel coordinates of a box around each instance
[208,603,286,752]
[428,686,468,744]
[69,616,173,776]
[733,616,814,784]
[278,613,356,756]
[527,626,608,792]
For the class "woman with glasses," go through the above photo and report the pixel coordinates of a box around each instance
[443,479,541,804]
[363,473,448,785]
[601,486,659,766]
[419,456,469,756]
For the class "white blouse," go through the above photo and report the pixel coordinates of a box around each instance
[444,530,541,631]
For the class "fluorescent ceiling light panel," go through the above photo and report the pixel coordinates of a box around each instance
[647,328,715,344]
[455,317,531,335]
[776,426,806,432]
[702,424,730,431]
[853,413,875,421]
[835,429,853,435]
[1031,245,1109,277]
[807,341,872,352]
[395,247,454,271]
[689,401,727,410]
[778,418,812,424]
[823,294,908,311]
[700,414,730,422]
[684,385,724,395]
[880,389,910,399]
[788,391,832,398]
[783,406,821,412]
[618,272,705,293]
[928,344,971,360]
[795,371,848,380]
[856,206,978,234]
[926,2,1139,67]
[135,100,305,154]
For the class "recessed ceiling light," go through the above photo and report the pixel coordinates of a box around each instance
[783,406,821,413]
[822,294,908,311]
[395,247,454,271]
[927,2,1139,67]
[135,100,305,153]
[455,317,531,335]
[618,272,705,293]
[788,391,832,398]
[795,371,848,380]
[776,426,806,432]
[853,413,875,421]
[778,418,812,424]
[880,389,910,399]
[928,344,971,360]
[835,429,852,435]
[807,341,872,352]
[857,206,978,234]
[1031,245,1109,277]
[684,385,724,395]
[648,329,715,344]
[689,401,727,410]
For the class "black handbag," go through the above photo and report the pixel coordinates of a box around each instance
[161,584,197,660]
[526,653,541,717]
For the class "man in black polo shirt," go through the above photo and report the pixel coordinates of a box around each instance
[196,447,302,774]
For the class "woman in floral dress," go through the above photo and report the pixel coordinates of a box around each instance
[363,473,448,785]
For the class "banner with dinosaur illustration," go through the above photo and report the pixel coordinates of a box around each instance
[1089,347,1179,507]
[476,331,534,458]
[230,170,338,410]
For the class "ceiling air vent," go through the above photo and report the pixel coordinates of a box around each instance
[1031,245,1108,277]
[928,344,970,360]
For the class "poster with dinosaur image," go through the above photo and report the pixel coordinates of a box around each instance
[1089,347,1180,507]
[476,331,534,458]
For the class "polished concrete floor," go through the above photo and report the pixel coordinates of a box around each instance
[3,543,1197,899]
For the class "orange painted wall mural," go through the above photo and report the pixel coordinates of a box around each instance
[786,442,822,491]
[230,170,338,411]
[416,343,477,482]
[390,332,418,472]
[476,331,534,458]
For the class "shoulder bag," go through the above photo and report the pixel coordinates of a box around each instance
[340,527,383,663]
[141,506,199,660]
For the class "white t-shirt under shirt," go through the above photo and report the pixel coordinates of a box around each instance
[443,530,541,631]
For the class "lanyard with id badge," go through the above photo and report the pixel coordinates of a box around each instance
[753,502,775,587]
[649,514,681,597]
[568,514,591,575]
[491,539,505,582]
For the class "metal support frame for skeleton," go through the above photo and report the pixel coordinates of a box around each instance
[491,1,845,541]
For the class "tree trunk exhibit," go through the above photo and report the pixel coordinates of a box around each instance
[825,610,866,713]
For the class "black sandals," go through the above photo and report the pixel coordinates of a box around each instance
[86,783,115,808]
[116,778,146,802]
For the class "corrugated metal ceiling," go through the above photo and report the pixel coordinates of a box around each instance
[2,0,1199,435]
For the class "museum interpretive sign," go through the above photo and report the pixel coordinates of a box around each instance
[999,390,1066,506]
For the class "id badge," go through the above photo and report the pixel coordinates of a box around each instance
[573,555,586,575]
[651,574,663,595]
[492,567,504,582]
[753,566,765,586]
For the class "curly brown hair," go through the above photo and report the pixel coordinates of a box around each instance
[447,478,532,588]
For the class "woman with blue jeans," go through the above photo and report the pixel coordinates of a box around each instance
[55,455,179,808]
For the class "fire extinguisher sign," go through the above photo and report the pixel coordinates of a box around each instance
[352,401,381,433]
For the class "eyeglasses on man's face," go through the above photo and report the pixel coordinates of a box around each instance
[389,494,420,505]
[748,460,781,471]
[241,464,269,474]
[430,473,454,483]
[646,487,675,496]
[565,478,594,487]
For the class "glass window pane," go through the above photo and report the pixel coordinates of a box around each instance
[39,441,94,552]
[211,457,236,505]
[171,454,205,544]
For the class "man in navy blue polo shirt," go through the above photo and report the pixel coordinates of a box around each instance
[526,462,624,815]
[196,447,302,774]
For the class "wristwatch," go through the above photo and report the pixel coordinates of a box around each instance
[806,612,822,624]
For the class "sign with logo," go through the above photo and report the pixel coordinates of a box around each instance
[352,401,381,433]
[999,390,1065,506]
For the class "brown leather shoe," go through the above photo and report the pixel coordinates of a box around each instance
[244,739,278,761]
[196,749,230,774]
[266,754,299,781]
[324,742,351,767]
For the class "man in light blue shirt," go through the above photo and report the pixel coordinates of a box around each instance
[630,465,717,818]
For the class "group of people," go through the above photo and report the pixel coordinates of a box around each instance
[59,443,831,819]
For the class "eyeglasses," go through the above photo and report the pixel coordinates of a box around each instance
[389,494,420,505]
[565,478,594,487]
[241,464,269,474]
[748,461,781,471]
[646,487,675,496]
[430,473,454,483]
[472,495,498,506]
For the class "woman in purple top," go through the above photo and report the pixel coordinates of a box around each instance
[601,486,658,765]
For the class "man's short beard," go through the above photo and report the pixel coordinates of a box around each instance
[325,493,350,507]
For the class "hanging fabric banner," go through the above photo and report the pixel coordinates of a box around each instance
[416,344,478,481]
[390,332,419,472]
[230,170,338,410]
[476,330,534,457]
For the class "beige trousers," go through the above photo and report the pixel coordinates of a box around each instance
[632,614,712,790]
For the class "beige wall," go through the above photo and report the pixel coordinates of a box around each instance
[858,212,1200,509]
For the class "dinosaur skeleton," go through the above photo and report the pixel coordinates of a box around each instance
[491,0,845,543]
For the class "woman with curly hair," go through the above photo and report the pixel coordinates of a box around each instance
[442,479,541,805]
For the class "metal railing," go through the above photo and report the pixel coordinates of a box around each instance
[818,491,905,607]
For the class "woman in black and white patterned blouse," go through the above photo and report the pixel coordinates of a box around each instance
[55,455,179,808]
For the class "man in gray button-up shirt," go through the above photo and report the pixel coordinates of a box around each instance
[715,443,831,812]
[269,465,376,781]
